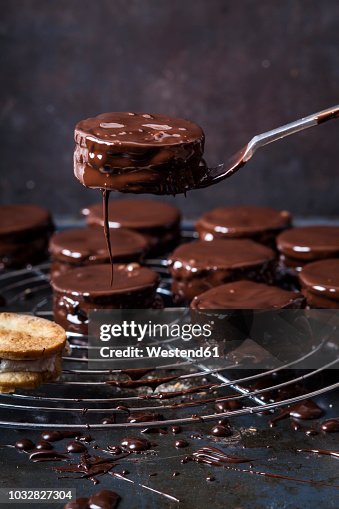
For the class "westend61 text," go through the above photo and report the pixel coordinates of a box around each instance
[99,345,220,359]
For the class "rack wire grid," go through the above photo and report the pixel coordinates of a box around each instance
[0,227,338,431]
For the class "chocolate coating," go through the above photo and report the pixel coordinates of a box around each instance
[83,199,181,254]
[168,239,275,302]
[74,112,206,195]
[191,281,305,309]
[49,227,148,279]
[299,258,339,308]
[0,204,54,268]
[277,226,339,262]
[51,263,159,333]
[190,281,305,346]
[196,206,291,245]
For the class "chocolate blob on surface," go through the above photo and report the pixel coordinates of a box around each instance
[74,112,206,195]
[120,437,151,452]
[169,239,276,302]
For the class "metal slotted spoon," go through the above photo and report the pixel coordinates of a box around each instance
[197,104,339,188]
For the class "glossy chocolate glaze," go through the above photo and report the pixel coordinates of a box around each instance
[49,226,147,280]
[29,449,68,462]
[175,439,189,448]
[299,258,339,307]
[55,453,116,482]
[0,204,54,268]
[190,459,339,489]
[36,441,53,450]
[120,437,151,452]
[51,263,159,333]
[66,441,87,453]
[171,426,182,434]
[15,438,35,451]
[0,204,52,237]
[215,398,242,412]
[190,446,253,465]
[321,418,339,432]
[169,239,275,302]
[277,226,339,261]
[83,199,180,232]
[210,424,232,437]
[301,289,339,309]
[41,431,64,442]
[191,280,305,309]
[64,497,89,509]
[64,490,120,509]
[269,400,323,426]
[83,198,181,254]
[74,112,205,195]
[196,206,291,245]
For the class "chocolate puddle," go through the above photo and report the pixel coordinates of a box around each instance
[55,453,116,484]
[190,446,253,465]
[29,450,69,462]
[188,447,339,489]
[269,400,323,427]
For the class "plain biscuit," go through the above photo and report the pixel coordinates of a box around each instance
[0,313,66,360]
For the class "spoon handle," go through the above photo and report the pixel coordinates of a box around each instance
[244,104,339,162]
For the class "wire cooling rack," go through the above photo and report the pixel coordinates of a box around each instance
[0,228,338,430]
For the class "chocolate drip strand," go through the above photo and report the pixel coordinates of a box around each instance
[102,189,114,285]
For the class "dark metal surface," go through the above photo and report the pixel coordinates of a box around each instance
[0,394,338,509]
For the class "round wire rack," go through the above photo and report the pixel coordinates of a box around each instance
[0,228,338,430]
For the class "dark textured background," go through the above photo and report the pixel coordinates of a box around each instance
[1,0,338,219]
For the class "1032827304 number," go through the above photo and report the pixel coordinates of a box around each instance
[4,489,75,502]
